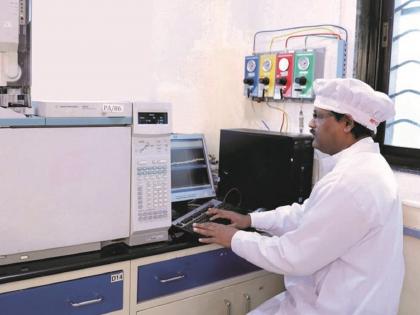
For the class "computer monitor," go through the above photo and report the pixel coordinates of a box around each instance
[170,133,216,202]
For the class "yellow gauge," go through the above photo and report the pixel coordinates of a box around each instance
[262,59,272,72]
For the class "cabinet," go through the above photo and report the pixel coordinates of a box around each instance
[0,261,131,315]
[131,244,284,315]
[137,272,283,315]
[0,245,284,315]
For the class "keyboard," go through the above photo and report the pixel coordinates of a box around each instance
[172,199,236,234]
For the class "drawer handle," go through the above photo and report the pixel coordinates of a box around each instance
[224,299,231,315]
[70,296,103,307]
[244,293,251,312]
[157,273,186,283]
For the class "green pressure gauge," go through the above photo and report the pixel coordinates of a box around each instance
[297,56,310,71]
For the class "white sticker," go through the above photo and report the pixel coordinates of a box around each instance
[258,84,264,98]
[273,86,281,100]
[103,104,124,113]
[110,272,124,283]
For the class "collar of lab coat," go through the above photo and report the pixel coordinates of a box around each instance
[333,136,378,160]
[320,137,379,175]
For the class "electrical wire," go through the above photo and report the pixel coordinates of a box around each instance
[222,187,242,207]
[280,112,285,132]
[261,120,270,131]
[251,100,257,113]
[285,32,341,48]
[251,99,270,130]
[253,24,348,54]
[303,34,343,49]
[268,27,339,52]
[266,101,288,132]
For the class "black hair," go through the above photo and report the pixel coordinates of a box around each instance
[330,111,375,139]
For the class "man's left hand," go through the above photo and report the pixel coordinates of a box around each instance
[193,222,238,247]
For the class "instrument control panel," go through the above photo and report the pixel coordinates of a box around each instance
[127,102,172,246]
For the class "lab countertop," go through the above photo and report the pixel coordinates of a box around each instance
[0,234,201,285]
[5,224,417,285]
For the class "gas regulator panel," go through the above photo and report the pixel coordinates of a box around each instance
[243,25,347,101]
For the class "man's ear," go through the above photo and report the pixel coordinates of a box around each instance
[343,115,354,133]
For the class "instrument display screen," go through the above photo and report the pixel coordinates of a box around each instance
[138,112,168,124]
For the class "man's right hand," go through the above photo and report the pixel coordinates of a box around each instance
[207,208,251,229]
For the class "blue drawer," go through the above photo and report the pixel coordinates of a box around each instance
[137,248,259,302]
[0,270,124,315]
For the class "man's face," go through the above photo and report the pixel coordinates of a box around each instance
[309,107,346,155]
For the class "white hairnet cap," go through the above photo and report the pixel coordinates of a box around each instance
[313,78,395,132]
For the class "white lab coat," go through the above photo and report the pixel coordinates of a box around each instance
[231,137,404,315]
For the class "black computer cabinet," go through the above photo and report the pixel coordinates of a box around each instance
[218,129,314,211]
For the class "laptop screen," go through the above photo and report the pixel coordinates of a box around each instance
[170,134,216,202]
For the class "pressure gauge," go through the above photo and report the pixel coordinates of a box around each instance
[262,59,272,72]
[297,56,310,71]
[246,59,256,72]
[278,58,289,71]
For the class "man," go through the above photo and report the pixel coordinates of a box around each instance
[193,78,404,315]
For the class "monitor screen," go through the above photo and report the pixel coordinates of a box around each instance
[171,134,216,202]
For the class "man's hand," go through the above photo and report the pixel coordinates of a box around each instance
[193,222,238,247]
[207,208,251,229]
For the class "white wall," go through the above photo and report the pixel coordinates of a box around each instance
[31,0,357,156]
[399,201,420,315]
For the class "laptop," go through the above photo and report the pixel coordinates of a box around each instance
[170,133,240,234]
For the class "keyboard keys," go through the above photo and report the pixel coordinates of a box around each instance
[173,198,245,235]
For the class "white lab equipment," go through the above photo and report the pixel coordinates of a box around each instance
[0,0,31,110]
[0,0,20,86]
[125,102,172,246]
[0,101,132,265]
[35,100,132,118]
